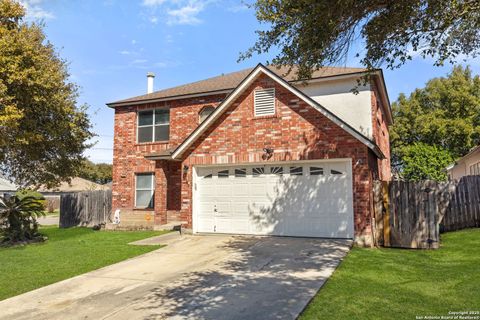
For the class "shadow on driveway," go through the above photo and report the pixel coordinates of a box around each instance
[131,236,351,320]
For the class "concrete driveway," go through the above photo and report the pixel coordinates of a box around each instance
[0,234,351,320]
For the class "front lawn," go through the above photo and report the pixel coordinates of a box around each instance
[301,229,480,320]
[0,227,167,301]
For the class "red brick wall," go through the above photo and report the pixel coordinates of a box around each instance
[370,81,391,181]
[111,94,226,213]
[173,74,375,245]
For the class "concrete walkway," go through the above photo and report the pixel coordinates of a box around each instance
[0,235,351,320]
[37,215,59,226]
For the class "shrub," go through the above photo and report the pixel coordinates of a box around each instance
[15,190,46,210]
[0,195,46,245]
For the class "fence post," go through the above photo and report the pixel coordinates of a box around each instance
[382,181,391,247]
[373,181,384,246]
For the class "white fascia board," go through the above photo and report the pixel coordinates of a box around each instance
[107,89,232,108]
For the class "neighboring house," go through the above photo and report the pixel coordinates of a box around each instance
[107,64,392,246]
[38,177,110,196]
[447,146,480,180]
[0,176,17,194]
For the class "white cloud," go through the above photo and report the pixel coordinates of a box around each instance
[154,62,168,68]
[132,59,148,64]
[167,2,204,25]
[142,0,168,6]
[131,39,137,45]
[119,50,132,55]
[19,0,55,20]
[141,0,212,25]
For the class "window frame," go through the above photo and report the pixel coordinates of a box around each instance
[289,166,303,176]
[137,109,170,143]
[134,173,155,209]
[199,105,215,123]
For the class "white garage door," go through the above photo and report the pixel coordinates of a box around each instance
[193,160,354,238]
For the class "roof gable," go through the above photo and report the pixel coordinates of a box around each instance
[170,64,384,160]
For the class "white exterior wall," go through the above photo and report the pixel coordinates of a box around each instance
[447,149,480,180]
[464,153,480,175]
[448,163,466,180]
[295,78,373,139]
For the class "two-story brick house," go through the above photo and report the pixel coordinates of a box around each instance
[107,64,391,246]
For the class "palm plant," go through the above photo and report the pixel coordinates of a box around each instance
[0,195,46,244]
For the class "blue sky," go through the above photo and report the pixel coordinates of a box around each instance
[20,0,480,163]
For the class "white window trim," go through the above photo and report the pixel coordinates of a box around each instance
[134,173,155,209]
[254,88,276,117]
[137,109,170,143]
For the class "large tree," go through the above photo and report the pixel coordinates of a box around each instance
[391,65,480,178]
[242,0,480,79]
[78,160,112,185]
[0,0,93,188]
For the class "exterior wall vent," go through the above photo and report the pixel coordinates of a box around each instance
[254,88,275,116]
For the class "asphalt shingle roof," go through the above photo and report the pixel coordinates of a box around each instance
[108,65,366,106]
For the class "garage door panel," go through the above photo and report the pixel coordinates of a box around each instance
[232,201,250,219]
[250,183,267,196]
[197,218,215,233]
[198,184,215,195]
[232,183,250,196]
[194,161,353,238]
[216,185,233,197]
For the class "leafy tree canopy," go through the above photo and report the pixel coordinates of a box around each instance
[391,65,480,173]
[400,142,454,181]
[391,65,480,180]
[78,160,112,185]
[0,0,93,188]
[242,0,480,79]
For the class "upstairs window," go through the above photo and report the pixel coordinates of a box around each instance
[199,105,215,123]
[137,109,170,143]
[254,88,275,117]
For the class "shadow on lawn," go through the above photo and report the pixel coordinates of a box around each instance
[132,236,350,320]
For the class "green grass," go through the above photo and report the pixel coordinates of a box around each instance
[0,227,168,301]
[301,229,480,320]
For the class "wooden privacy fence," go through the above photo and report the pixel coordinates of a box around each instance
[60,190,112,228]
[442,176,480,232]
[373,177,480,249]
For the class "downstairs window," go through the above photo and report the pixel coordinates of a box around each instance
[135,173,155,208]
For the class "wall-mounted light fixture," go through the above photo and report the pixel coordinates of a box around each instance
[262,147,274,160]
[183,165,189,174]
[263,147,274,155]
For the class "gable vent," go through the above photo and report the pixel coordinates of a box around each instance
[254,88,275,117]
